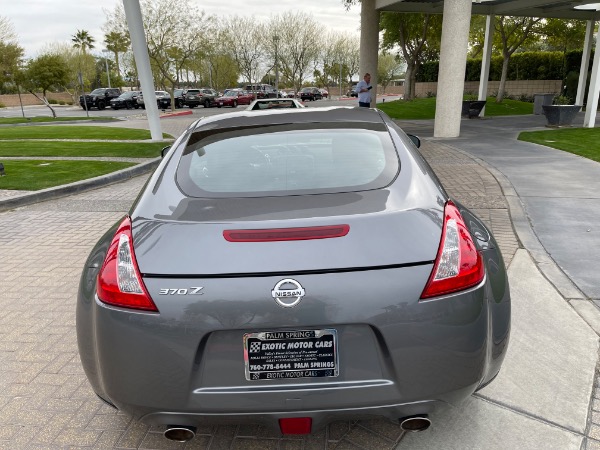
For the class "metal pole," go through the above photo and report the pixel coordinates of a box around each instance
[339,63,342,98]
[79,71,89,118]
[274,36,279,96]
[104,55,112,88]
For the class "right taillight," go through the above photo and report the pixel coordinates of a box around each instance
[420,201,485,299]
[96,217,158,312]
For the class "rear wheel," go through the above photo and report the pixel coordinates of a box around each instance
[204,99,210,108]
[125,101,132,109]
[232,100,237,108]
[97,100,106,110]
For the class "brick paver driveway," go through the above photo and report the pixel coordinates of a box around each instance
[0,132,518,449]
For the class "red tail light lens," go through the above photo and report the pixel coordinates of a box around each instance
[224,225,349,242]
[96,217,158,312]
[420,201,484,299]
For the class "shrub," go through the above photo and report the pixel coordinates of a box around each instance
[553,95,571,105]
[426,91,436,98]
[519,94,534,103]
[0,101,5,108]
[47,99,58,104]
[67,101,73,105]
[58,100,66,105]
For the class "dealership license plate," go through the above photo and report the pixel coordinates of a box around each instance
[244,329,338,381]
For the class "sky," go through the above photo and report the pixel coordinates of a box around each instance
[2,0,363,58]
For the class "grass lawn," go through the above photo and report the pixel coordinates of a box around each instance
[378,96,533,120]
[0,141,167,158]
[0,117,115,124]
[518,128,600,163]
[0,126,173,140]
[0,160,135,190]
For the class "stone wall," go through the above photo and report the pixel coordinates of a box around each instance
[379,80,563,98]
[0,92,75,107]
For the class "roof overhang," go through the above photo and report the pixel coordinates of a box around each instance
[375,0,600,20]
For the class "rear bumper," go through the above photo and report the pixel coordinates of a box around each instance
[138,399,449,433]
[78,258,509,427]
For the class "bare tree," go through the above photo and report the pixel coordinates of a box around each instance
[0,15,17,43]
[268,12,321,93]
[495,16,542,102]
[378,52,404,93]
[224,16,266,92]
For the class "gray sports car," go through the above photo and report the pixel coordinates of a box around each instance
[77,106,510,442]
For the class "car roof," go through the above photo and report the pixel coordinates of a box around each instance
[188,106,384,135]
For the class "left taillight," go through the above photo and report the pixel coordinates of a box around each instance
[96,216,158,312]
[420,201,485,299]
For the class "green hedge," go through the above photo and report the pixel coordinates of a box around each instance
[418,50,593,82]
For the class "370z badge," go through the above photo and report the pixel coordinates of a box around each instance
[272,279,305,308]
[159,287,204,295]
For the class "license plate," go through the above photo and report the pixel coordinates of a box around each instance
[244,329,338,381]
[219,102,223,106]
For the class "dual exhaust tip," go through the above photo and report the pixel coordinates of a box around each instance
[164,425,196,442]
[164,415,430,442]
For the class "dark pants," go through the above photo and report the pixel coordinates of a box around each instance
[358,102,370,108]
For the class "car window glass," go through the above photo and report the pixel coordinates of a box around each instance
[177,124,398,198]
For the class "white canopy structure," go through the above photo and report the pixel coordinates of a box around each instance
[359,0,600,137]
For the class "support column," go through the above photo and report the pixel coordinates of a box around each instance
[123,0,162,141]
[359,0,380,107]
[478,15,495,117]
[584,23,600,128]
[434,0,473,137]
[576,20,594,107]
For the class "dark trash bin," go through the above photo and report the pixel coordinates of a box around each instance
[534,93,555,115]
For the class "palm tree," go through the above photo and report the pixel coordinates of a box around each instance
[104,31,130,77]
[72,29,95,55]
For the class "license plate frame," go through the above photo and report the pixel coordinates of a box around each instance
[243,329,338,381]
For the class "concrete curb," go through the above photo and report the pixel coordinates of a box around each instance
[0,158,160,213]
[437,141,600,336]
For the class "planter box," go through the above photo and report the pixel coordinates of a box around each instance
[542,105,582,127]
[461,100,486,119]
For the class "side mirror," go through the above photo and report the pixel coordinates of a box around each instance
[407,134,421,148]
[161,146,171,158]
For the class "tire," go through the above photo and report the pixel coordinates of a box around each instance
[125,101,132,109]
[232,100,237,108]
[204,99,210,108]
[97,100,106,110]
[188,104,195,109]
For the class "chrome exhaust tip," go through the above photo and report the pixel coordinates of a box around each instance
[399,415,431,432]
[164,425,196,442]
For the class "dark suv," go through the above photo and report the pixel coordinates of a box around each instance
[183,88,219,108]
[80,88,122,110]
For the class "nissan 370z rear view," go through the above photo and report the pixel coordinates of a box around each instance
[76,106,510,442]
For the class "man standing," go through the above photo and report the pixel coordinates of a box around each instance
[355,73,372,108]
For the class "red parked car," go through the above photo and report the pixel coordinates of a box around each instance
[216,89,254,108]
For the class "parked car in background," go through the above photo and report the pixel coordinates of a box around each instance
[184,88,219,108]
[299,87,323,101]
[80,88,122,110]
[137,91,171,109]
[77,106,510,442]
[110,91,140,110]
[319,88,329,99]
[281,90,296,98]
[244,84,278,99]
[174,89,185,108]
[347,83,359,97]
[216,89,254,108]
[247,98,305,110]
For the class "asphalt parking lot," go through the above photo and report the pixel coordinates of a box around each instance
[1,108,599,449]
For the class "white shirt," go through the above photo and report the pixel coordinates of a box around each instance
[355,80,371,103]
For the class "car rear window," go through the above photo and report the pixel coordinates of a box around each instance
[176,123,399,198]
